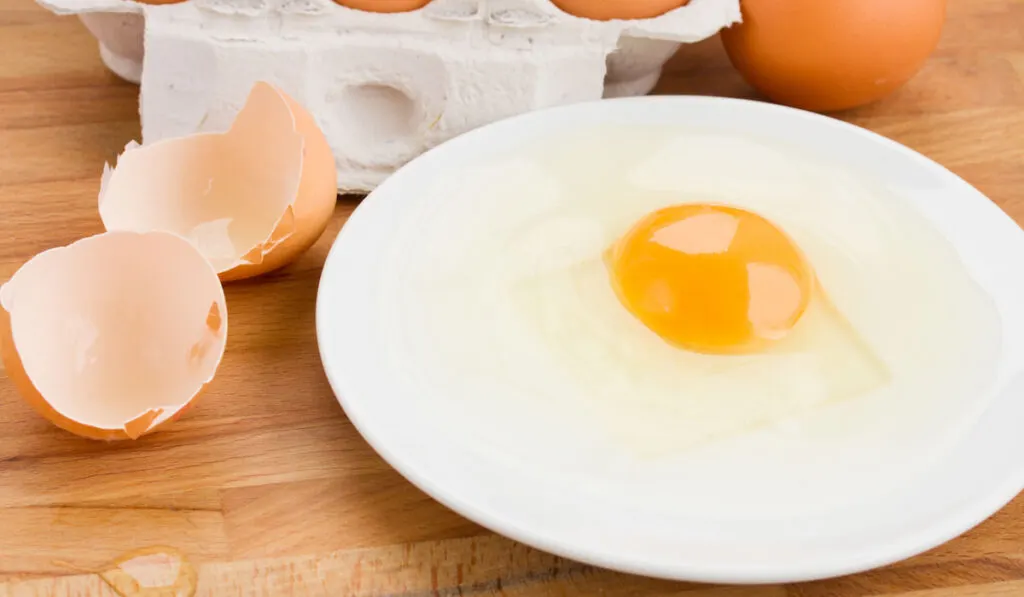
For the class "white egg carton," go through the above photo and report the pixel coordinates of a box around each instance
[38,0,740,192]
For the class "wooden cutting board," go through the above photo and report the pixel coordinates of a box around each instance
[1,0,1023,594]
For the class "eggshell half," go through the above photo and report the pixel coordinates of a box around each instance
[0,231,227,441]
[99,82,338,282]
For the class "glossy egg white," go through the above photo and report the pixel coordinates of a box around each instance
[384,124,1000,518]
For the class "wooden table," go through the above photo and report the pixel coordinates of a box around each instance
[1,0,1022,594]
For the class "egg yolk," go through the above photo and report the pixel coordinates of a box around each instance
[606,204,813,354]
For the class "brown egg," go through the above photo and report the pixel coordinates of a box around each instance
[333,0,431,13]
[0,231,227,441]
[551,0,689,21]
[721,0,946,112]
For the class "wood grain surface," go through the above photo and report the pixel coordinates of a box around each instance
[1,0,1023,595]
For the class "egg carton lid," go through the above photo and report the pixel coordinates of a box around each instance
[39,0,742,44]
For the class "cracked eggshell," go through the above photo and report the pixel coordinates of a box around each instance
[0,231,227,441]
[99,81,338,282]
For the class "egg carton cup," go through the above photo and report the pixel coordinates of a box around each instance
[40,0,740,193]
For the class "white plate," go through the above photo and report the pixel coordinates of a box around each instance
[316,97,1024,584]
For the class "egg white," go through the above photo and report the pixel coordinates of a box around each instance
[379,125,1001,517]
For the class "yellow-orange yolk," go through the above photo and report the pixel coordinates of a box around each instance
[606,204,813,354]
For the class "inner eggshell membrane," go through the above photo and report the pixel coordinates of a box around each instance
[0,231,227,439]
[98,82,311,276]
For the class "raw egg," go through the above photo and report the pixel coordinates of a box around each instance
[99,81,338,281]
[0,231,227,441]
[721,0,946,112]
[388,120,1000,509]
[606,203,812,354]
[550,0,689,21]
